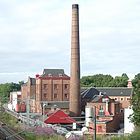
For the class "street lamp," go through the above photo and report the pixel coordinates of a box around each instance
[43,103,48,123]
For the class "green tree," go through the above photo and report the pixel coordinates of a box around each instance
[80,76,93,87]
[0,82,22,103]
[111,73,129,87]
[131,73,140,126]
[80,73,128,87]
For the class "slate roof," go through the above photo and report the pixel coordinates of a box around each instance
[81,87,103,100]
[91,95,101,102]
[96,87,133,96]
[80,87,133,102]
[91,94,111,103]
[42,69,68,77]
[42,101,69,109]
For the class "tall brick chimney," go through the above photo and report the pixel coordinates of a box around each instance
[69,4,81,116]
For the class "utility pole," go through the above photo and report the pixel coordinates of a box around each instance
[94,106,96,140]
[26,96,30,126]
[43,103,45,123]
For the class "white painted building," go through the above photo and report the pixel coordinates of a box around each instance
[124,108,134,134]
[8,91,21,111]
[85,106,94,127]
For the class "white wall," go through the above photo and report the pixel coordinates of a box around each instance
[10,91,21,110]
[124,108,134,134]
[85,106,94,127]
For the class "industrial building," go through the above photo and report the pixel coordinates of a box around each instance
[12,4,133,134]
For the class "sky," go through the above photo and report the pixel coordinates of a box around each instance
[0,0,140,83]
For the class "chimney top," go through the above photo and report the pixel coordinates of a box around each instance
[72,4,79,9]
[127,79,133,88]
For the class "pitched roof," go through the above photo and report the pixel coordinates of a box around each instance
[91,95,101,102]
[91,94,111,102]
[81,88,99,99]
[96,87,133,96]
[42,69,67,77]
[81,87,133,98]
[81,87,103,101]
[44,110,75,124]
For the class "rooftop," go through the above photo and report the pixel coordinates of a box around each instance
[96,87,133,96]
[42,69,68,77]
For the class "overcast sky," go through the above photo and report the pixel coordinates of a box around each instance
[0,0,140,83]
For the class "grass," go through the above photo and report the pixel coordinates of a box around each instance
[21,132,65,140]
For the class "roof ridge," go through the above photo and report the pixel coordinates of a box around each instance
[95,87,132,89]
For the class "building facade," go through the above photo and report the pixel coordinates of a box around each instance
[8,91,21,111]
[96,87,133,122]
[86,95,120,133]
[21,69,70,113]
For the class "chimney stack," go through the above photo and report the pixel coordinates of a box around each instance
[127,79,132,88]
[69,4,81,116]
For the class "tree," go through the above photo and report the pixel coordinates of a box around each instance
[0,82,22,103]
[131,73,140,126]
[111,73,129,87]
[80,73,128,87]
[80,76,93,87]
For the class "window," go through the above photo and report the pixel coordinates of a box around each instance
[64,84,69,89]
[54,93,58,99]
[43,84,48,89]
[120,109,124,113]
[98,126,103,132]
[100,105,104,110]
[114,98,118,101]
[44,93,47,98]
[127,98,130,100]
[59,74,63,77]
[64,93,68,99]
[54,84,58,90]
[120,98,124,101]
[48,73,52,77]
[98,105,104,116]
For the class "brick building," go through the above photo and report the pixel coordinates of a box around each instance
[96,87,133,109]
[21,77,36,112]
[81,85,133,133]
[21,69,70,113]
[21,69,133,133]
[81,85,132,119]
[21,77,36,100]
[86,94,120,133]
[96,87,133,121]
